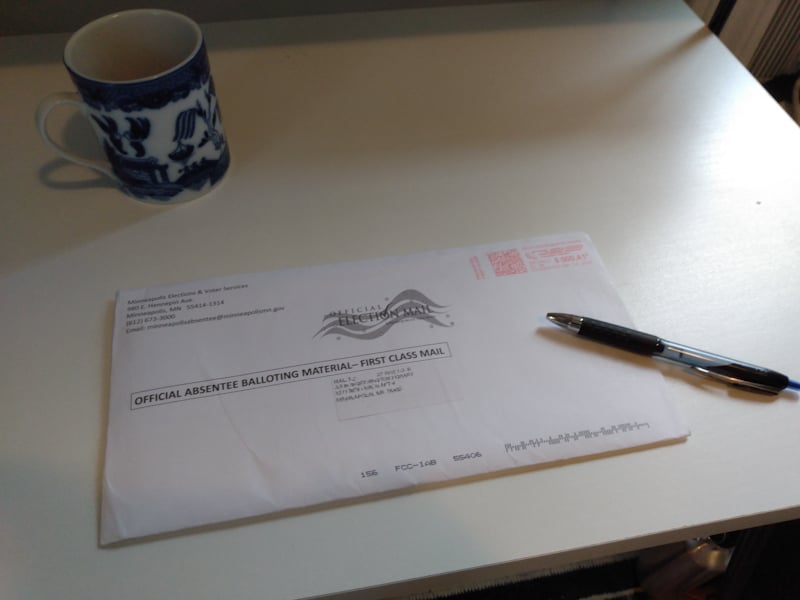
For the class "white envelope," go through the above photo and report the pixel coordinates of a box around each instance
[101,232,687,544]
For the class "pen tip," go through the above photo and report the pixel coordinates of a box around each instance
[546,313,581,331]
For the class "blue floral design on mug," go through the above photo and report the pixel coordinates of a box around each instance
[71,42,229,201]
[36,10,230,204]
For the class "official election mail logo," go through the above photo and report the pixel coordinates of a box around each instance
[316,289,452,340]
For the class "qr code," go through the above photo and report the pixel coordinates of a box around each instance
[487,249,528,276]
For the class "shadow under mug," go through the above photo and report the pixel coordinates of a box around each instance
[36,9,230,204]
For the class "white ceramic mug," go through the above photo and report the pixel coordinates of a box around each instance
[36,9,229,203]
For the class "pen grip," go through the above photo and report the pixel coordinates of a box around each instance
[578,317,661,355]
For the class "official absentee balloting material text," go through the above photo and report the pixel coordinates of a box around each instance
[101,232,688,544]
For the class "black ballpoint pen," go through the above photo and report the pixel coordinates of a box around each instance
[546,313,800,395]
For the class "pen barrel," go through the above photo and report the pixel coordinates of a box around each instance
[577,318,661,355]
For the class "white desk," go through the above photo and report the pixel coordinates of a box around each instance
[2,1,799,598]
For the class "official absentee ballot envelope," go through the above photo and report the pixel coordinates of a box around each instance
[101,232,688,544]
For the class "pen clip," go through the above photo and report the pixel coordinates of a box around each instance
[691,366,781,395]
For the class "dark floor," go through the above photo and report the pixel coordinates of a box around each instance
[712,519,800,600]
[763,71,800,125]
[429,519,800,599]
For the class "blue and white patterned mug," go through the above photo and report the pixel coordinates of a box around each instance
[36,9,229,203]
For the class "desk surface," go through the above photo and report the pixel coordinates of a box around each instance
[2,1,800,598]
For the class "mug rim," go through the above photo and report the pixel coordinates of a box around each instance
[64,9,203,85]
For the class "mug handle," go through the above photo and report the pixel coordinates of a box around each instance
[35,92,116,180]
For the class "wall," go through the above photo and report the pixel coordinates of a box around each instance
[1,0,511,36]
